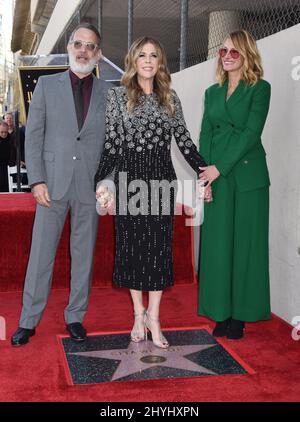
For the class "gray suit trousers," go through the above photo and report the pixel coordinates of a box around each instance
[19,179,99,329]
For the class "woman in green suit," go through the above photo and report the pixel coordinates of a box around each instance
[198,30,271,339]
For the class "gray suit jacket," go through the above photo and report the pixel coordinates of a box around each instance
[25,70,111,204]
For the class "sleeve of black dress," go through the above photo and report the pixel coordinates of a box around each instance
[94,88,121,191]
[172,91,207,176]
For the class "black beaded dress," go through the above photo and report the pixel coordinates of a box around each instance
[95,86,206,291]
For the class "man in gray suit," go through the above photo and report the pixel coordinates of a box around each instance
[11,23,111,346]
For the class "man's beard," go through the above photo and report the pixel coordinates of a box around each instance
[68,52,98,74]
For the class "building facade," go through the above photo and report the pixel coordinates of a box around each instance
[10,0,300,73]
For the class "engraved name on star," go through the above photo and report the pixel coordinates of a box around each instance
[69,341,218,381]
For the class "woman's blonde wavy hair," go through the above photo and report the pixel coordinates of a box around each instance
[121,36,175,115]
[216,30,263,86]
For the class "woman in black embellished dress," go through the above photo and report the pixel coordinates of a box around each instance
[95,37,208,348]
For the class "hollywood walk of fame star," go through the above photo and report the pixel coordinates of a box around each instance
[69,340,218,381]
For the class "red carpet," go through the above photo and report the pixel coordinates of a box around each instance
[0,194,196,292]
[0,194,300,401]
[1,285,300,402]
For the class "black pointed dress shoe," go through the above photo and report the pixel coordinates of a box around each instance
[212,318,231,337]
[11,327,36,347]
[227,319,245,340]
[66,322,87,342]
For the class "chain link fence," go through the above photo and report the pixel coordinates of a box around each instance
[52,0,300,73]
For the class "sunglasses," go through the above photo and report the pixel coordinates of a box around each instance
[70,40,99,52]
[219,48,240,60]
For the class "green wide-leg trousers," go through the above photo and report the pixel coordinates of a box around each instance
[199,175,271,322]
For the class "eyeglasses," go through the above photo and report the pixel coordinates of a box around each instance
[219,48,240,60]
[70,40,99,52]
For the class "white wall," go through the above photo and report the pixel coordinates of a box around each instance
[171,53,215,208]
[171,24,300,324]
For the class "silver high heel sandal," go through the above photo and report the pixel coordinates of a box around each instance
[130,310,146,343]
[145,311,169,349]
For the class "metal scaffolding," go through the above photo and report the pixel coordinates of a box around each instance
[51,0,300,73]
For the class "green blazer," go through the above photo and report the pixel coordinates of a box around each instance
[199,79,271,192]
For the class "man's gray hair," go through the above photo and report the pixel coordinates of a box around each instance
[68,22,101,46]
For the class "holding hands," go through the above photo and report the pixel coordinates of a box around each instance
[203,184,213,202]
[96,185,115,210]
[199,165,220,187]
[198,165,220,203]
